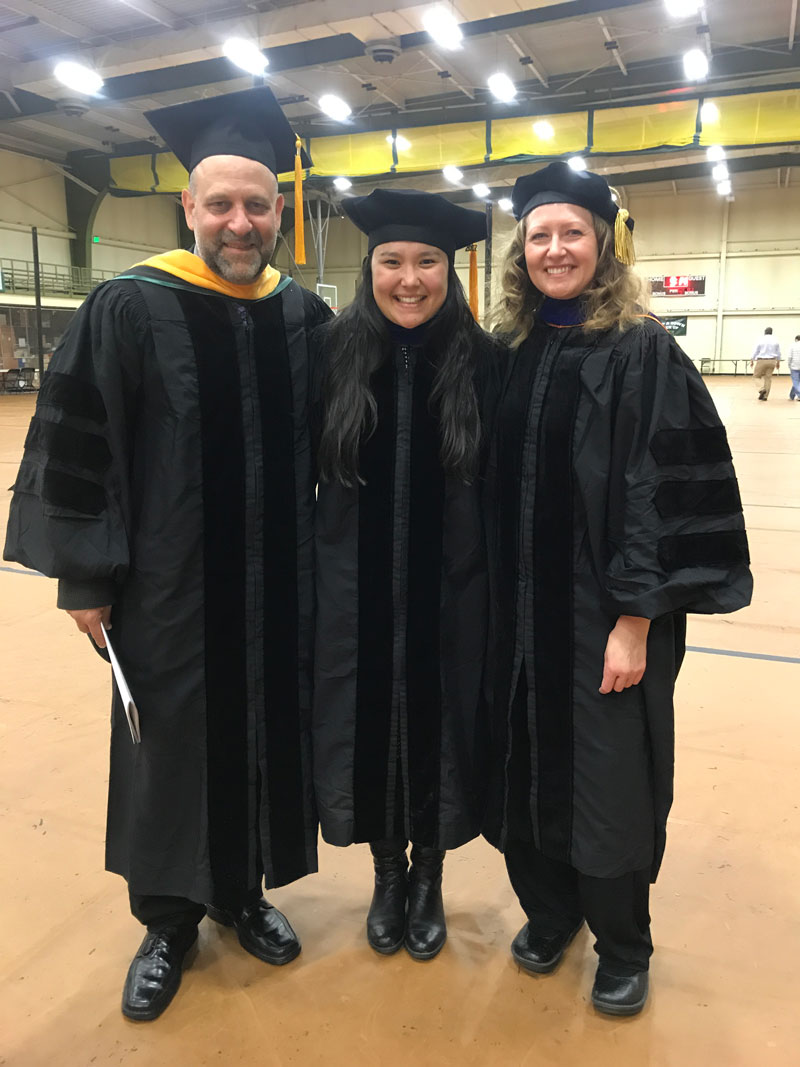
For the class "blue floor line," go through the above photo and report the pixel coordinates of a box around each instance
[686,645,800,665]
[0,564,44,577]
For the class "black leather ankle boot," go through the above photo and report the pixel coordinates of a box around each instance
[405,844,446,960]
[366,838,408,954]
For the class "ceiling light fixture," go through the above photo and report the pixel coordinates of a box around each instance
[498,198,513,212]
[222,37,268,76]
[700,101,719,124]
[488,72,517,103]
[567,156,587,172]
[53,60,104,95]
[472,183,490,198]
[319,94,351,122]
[442,165,463,184]
[386,133,411,151]
[422,6,463,50]
[664,0,702,17]
[706,145,726,162]
[711,162,729,182]
[683,48,709,81]
[532,120,555,140]
[333,176,352,191]
[716,179,732,196]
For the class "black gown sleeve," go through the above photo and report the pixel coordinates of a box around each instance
[602,318,753,618]
[3,281,146,609]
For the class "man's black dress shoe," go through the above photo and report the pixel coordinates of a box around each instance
[121,925,198,1021]
[591,965,649,1016]
[206,898,300,965]
[510,920,583,974]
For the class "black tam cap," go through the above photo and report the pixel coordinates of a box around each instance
[343,188,487,256]
[144,85,310,176]
[511,161,632,232]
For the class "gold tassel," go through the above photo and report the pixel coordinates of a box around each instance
[294,135,306,266]
[614,207,636,266]
[467,244,479,320]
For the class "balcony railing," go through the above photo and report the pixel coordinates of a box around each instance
[0,258,116,298]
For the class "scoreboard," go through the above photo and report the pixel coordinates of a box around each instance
[648,275,706,296]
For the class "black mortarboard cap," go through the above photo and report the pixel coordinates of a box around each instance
[342,188,487,256]
[511,161,633,232]
[144,85,311,176]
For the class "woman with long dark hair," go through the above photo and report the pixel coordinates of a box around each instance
[485,162,752,1015]
[311,189,499,960]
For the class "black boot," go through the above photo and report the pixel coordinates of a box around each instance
[366,838,408,954]
[405,844,446,960]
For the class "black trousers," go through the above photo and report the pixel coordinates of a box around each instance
[504,664,653,975]
[129,885,262,935]
[505,838,653,975]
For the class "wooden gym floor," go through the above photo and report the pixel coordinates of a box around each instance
[1,377,798,1066]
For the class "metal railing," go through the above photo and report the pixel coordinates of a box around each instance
[0,258,116,298]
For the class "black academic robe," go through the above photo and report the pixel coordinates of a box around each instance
[4,264,332,901]
[483,314,752,880]
[311,325,500,849]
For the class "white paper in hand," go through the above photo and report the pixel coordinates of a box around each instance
[101,622,141,744]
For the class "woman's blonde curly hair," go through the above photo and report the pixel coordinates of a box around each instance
[488,211,646,348]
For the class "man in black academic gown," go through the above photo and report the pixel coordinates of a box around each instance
[3,86,332,1021]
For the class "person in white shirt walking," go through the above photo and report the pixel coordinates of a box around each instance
[751,326,781,400]
[787,335,800,401]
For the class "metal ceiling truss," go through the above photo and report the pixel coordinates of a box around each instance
[290,43,800,138]
[2,0,796,117]
[430,148,800,204]
[0,0,798,167]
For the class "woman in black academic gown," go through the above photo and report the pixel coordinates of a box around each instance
[484,162,752,1015]
[311,189,498,960]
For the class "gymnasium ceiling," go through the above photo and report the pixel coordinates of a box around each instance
[0,0,799,195]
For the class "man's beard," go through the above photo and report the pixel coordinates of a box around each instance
[197,230,274,284]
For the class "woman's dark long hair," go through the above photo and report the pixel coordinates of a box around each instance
[317,254,482,487]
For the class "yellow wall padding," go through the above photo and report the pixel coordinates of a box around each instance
[392,122,488,172]
[699,90,800,146]
[109,155,160,192]
[593,100,698,153]
[491,112,589,160]
[106,89,800,194]
[112,151,294,193]
[152,153,188,192]
[307,131,394,177]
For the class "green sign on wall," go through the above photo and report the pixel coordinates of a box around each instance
[662,316,688,336]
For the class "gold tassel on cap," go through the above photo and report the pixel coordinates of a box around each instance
[294,135,306,265]
[614,207,636,266]
[467,243,479,320]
